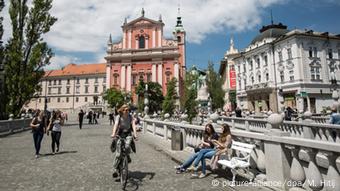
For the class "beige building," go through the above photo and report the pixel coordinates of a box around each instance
[27,63,107,112]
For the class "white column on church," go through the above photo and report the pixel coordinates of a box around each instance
[121,65,126,90]
[123,31,126,49]
[152,30,156,48]
[152,63,157,82]
[106,64,111,87]
[158,63,163,85]
[136,39,139,49]
[128,30,132,49]
[174,62,179,95]
[158,30,162,47]
[145,38,149,49]
[126,64,132,92]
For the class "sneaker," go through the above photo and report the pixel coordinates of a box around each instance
[176,168,185,174]
[56,148,59,153]
[174,165,182,170]
[191,171,199,178]
[187,166,195,171]
[199,173,206,179]
[52,152,55,155]
[35,155,39,159]
[112,169,118,178]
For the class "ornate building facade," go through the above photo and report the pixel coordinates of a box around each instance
[219,37,238,112]
[234,23,340,113]
[105,9,186,106]
[27,63,107,112]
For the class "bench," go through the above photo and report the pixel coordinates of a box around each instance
[217,140,255,186]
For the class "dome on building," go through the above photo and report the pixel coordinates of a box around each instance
[251,23,289,45]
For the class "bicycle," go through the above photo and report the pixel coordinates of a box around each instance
[113,135,129,190]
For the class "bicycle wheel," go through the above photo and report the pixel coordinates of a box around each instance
[120,155,129,189]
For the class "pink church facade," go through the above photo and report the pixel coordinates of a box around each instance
[105,10,186,105]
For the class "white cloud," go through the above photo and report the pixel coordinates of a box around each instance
[1,0,287,67]
[46,55,79,70]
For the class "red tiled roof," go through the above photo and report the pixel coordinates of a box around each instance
[44,63,106,77]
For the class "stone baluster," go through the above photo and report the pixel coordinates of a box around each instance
[255,140,266,174]
[152,122,156,136]
[185,129,190,146]
[323,152,340,191]
[336,130,340,143]
[305,149,324,191]
[231,118,235,128]
[288,146,305,191]
[164,114,170,140]
[325,128,334,142]
[302,111,314,140]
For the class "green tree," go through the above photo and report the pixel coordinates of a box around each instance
[206,61,224,110]
[162,78,177,116]
[183,71,198,123]
[3,0,57,116]
[0,0,6,119]
[103,88,125,109]
[135,80,164,114]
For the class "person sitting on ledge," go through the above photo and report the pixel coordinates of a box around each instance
[330,106,340,125]
[175,123,218,174]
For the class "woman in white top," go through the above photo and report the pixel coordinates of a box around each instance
[47,111,63,154]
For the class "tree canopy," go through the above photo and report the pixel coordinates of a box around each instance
[135,79,164,114]
[162,78,177,116]
[182,71,198,123]
[2,0,57,117]
[206,61,225,111]
[103,88,125,109]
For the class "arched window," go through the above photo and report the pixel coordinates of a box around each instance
[177,36,181,43]
[139,36,145,49]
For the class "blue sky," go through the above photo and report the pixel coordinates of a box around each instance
[187,0,340,70]
[2,0,340,71]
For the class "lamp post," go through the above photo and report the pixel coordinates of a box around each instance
[144,84,149,118]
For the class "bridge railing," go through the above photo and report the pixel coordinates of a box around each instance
[142,117,340,191]
[0,118,31,135]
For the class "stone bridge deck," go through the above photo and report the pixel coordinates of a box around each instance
[0,118,274,191]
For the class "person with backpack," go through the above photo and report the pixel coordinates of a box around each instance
[111,104,138,178]
[47,110,64,154]
[30,110,47,158]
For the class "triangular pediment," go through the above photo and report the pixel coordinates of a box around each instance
[123,16,163,28]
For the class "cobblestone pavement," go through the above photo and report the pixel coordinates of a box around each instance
[0,118,274,191]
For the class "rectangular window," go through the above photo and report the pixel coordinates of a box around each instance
[287,48,292,59]
[66,97,69,103]
[239,80,241,90]
[49,80,51,85]
[85,78,89,84]
[251,76,254,84]
[53,80,56,85]
[313,47,317,57]
[94,86,98,93]
[147,73,152,82]
[103,85,106,92]
[328,49,333,59]
[48,87,51,94]
[114,75,118,85]
[76,97,79,102]
[103,77,106,83]
[238,65,241,73]
[85,86,89,93]
[85,97,87,102]
[66,87,70,94]
[243,63,246,72]
[280,71,284,82]
[132,75,137,85]
[57,98,60,103]
[95,77,98,83]
[290,76,294,81]
[258,75,261,83]
[310,67,321,80]
[264,55,268,66]
[309,47,313,57]
[76,86,80,94]
[76,78,80,84]
[256,57,260,68]
[67,79,70,85]
[278,51,283,62]
[58,79,61,85]
[58,87,61,94]
[266,73,269,81]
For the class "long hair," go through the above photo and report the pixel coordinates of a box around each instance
[203,123,216,141]
[219,124,231,143]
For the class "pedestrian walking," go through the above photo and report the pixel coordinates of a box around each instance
[93,112,98,124]
[109,112,114,126]
[30,110,47,158]
[47,111,64,154]
[78,109,84,129]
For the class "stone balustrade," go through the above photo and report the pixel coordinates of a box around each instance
[142,117,340,191]
[0,118,32,136]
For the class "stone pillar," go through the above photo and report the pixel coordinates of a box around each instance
[128,30,132,49]
[265,113,290,190]
[152,64,157,82]
[288,146,305,191]
[123,30,126,49]
[126,64,132,92]
[157,63,162,85]
[152,30,156,48]
[307,96,311,112]
[158,29,161,47]
[145,38,149,49]
[324,152,340,191]
[305,149,324,191]
[106,64,111,87]
[121,65,126,90]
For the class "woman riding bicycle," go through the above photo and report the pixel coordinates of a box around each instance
[111,104,138,178]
